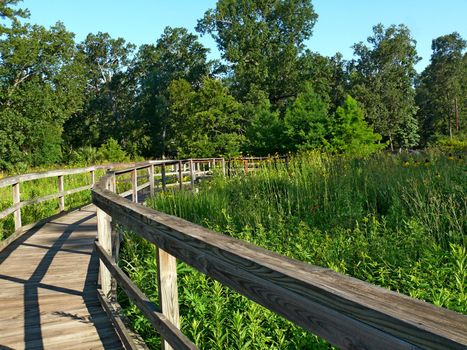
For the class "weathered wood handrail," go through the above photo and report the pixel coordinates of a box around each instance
[0,159,222,235]
[92,162,467,350]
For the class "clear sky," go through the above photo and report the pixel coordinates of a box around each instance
[20,0,467,71]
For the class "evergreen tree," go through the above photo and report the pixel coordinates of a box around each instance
[329,96,384,156]
[284,84,329,151]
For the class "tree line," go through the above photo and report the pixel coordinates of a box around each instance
[0,0,465,170]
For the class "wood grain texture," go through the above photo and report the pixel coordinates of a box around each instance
[58,175,65,212]
[95,242,197,350]
[157,248,180,350]
[12,182,21,231]
[98,289,149,350]
[97,207,112,297]
[0,206,123,349]
[92,177,467,350]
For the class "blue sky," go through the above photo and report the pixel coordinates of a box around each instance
[20,0,467,71]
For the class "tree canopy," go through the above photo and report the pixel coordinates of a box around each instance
[0,1,465,170]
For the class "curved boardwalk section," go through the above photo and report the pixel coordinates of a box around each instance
[0,206,122,350]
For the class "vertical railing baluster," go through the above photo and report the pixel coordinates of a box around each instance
[97,206,112,297]
[189,159,195,190]
[178,160,183,190]
[149,164,155,196]
[58,175,65,212]
[157,248,180,350]
[90,170,95,187]
[132,168,138,203]
[161,162,167,192]
[12,182,21,231]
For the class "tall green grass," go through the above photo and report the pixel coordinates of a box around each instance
[118,152,465,348]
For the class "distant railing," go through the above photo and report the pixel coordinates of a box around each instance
[0,158,224,245]
[92,160,467,350]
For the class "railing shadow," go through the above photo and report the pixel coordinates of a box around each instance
[0,210,120,349]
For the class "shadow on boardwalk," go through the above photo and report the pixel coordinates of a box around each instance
[0,208,122,349]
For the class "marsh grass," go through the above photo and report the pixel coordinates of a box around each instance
[118,151,466,349]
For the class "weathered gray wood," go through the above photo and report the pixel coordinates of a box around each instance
[97,207,112,297]
[221,158,226,176]
[58,175,65,212]
[131,169,138,203]
[0,202,21,221]
[189,159,195,189]
[92,180,467,350]
[150,165,155,196]
[0,206,123,349]
[91,170,96,186]
[12,182,21,231]
[161,163,167,192]
[94,242,198,350]
[98,290,148,350]
[157,248,180,350]
[178,161,183,190]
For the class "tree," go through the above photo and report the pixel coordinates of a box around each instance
[0,0,29,33]
[284,84,329,151]
[0,21,86,168]
[350,24,420,150]
[132,27,212,157]
[63,32,136,151]
[300,51,348,113]
[197,0,318,107]
[167,77,244,157]
[416,33,466,143]
[329,95,384,156]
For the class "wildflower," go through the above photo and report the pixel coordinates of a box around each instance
[402,160,409,167]
[424,159,430,166]
[413,160,419,167]
[448,153,454,160]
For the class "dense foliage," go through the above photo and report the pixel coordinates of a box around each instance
[0,0,465,170]
[118,152,466,348]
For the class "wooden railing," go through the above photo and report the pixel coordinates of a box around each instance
[0,158,224,246]
[92,162,467,350]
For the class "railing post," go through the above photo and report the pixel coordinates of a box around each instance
[132,168,138,203]
[58,175,65,212]
[97,207,112,297]
[149,164,155,196]
[244,159,249,175]
[178,160,183,190]
[157,248,180,350]
[90,170,95,187]
[161,163,167,192]
[221,158,226,177]
[189,159,195,190]
[12,182,21,231]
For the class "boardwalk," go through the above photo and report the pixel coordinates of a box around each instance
[0,206,122,350]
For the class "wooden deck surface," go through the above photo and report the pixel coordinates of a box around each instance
[0,206,123,350]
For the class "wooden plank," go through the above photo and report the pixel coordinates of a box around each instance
[189,159,195,190]
[92,183,467,350]
[149,164,155,196]
[58,175,65,212]
[12,182,21,231]
[97,207,112,296]
[98,289,149,350]
[94,241,198,350]
[131,169,138,203]
[178,161,183,190]
[157,248,180,350]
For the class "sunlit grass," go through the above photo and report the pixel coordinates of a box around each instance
[119,151,466,349]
